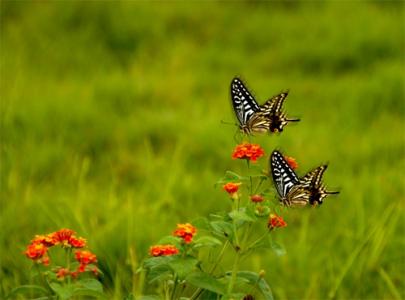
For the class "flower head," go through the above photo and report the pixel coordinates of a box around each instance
[223,182,241,195]
[75,250,97,265]
[173,223,197,244]
[31,234,57,247]
[69,236,87,248]
[232,143,265,162]
[268,214,287,229]
[149,244,179,257]
[25,243,48,260]
[56,268,70,279]
[250,194,264,203]
[284,155,298,170]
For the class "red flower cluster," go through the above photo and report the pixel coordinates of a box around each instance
[149,245,179,257]
[284,155,298,170]
[74,250,98,275]
[223,182,241,195]
[250,194,264,203]
[232,143,265,162]
[24,228,93,277]
[173,223,197,244]
[268,214,287,229]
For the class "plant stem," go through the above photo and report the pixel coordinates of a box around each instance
[227,250,241,295]
[171,275,178,300]
[254,177,265,194]
[66,248,71,285]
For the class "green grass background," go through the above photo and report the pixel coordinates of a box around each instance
[1,1,404,299]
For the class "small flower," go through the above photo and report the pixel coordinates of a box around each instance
[69,236,86,248]
[149,244,179,257]
[173,223,197,243]
[284,155,298,170]
[250,194,264,203]
[53,229,76,247]
[56,268,70,279]
[31,234,57,247]
[268,214,287,229]
[42,256,50,266]
[223,182,241,195]
[25,243,48,260]
[75,250,97,265]
[232,143,265,162]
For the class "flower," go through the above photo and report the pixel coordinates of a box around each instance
[268,214,287,229]
[173,223,197,243]
[31,234,57,247]
[69,236,86,248]
[75,250,97,265]
[25,243,48,260]
[56,268,70,279]
[232,143,265,162]
[149,244,179,257]
[284,155,298,170]
[52,229,75,246]
[250,194,264,203]
[223,182,241,195]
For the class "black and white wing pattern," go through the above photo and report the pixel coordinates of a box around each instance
[270,151,339,206]
[270,150,299,199]
[230,78,270,134]
[260,91,300,133]
[261,92,289,115]
[299,165,339,206]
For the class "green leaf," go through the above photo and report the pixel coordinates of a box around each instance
[193,236,223,248]
[271,240,286,256]
[209,221,234,239]
[144,256,175,283]
[229,208,257,223]
[191,217,210,230]
[237,271,274,300]
[76,278,103,293]
[168,256,198,279]
[49,282,73,300]
[136,296,161,300]
[157,235,181,246]
[5,285,49,299]
[186,272,226,295]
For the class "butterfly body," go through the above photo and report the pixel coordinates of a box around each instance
[270,150,338,207]
[230,77,299,135]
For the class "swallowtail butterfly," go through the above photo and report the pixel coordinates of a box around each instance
[270,150,339,206]
[230,77,299,134]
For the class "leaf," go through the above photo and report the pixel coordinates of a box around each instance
[229,209,257,223]
[157,235,181,246]
[5,285,49,299]
[209,221,234,239]
[168,256,198,279]
[143,256,174,283]
[236,271,274,300]
[193,236,223,248]
[191,217,210,230]
[49,282,73,300]
[76,278,103,293]
[271,240,286,256]
[136,296,161,300]
[186,272,226,295]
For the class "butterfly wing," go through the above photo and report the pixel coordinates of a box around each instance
[299,165,327,189]
[230,78,260,126]
[260,92,289,115]
[270,150,299,198]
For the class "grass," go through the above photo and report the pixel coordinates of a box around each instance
[1,1,404,299]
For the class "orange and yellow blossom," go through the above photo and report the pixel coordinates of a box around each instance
[173,223,197,243]
[268,214,287,229]
[232,143,265,162]
[149,244,179,257]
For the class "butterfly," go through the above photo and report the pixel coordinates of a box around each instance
[230,77,299,135]
[270,150,339,206]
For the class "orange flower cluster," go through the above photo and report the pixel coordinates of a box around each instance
[223,182,241,195]
[24,228,92,277]
[268,214,287,229]
[284,155,298,170]
[250,194,264,203]
[232,143,265,162]
[173,223,197,244]
[74,250,98,275]
[149,245,179,257]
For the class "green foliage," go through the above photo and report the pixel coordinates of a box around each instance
[1,1,404,299]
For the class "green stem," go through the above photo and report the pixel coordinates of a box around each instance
[227,250,241,295]
[190,241,230,300]
[66,248,71,285]
[246,231,269,252]
[254,177,265,194]
[171,275,178,300]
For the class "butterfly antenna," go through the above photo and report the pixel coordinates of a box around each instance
[221,120,238,126]
[286,117,300,122]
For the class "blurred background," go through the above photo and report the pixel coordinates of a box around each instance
[1,1,404,299]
